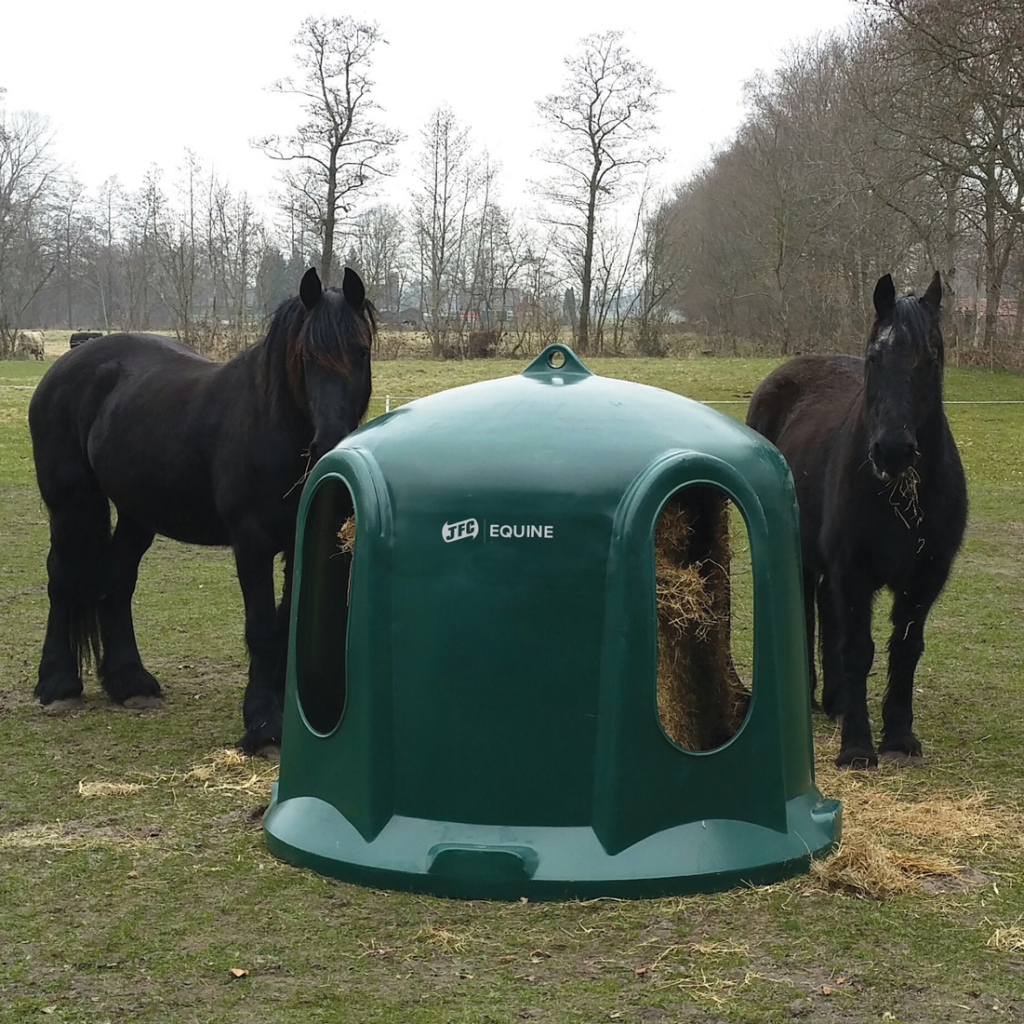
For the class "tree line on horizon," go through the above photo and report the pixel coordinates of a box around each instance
[2,0,1023,365]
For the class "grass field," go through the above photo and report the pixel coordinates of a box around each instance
[1,351,1023,1023]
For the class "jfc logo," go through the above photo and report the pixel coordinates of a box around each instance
[442,518,479,543]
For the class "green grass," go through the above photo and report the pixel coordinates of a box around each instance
[2,354,1023,1023]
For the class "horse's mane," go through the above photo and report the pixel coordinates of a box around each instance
[877,290,944,368]
[253,286,376,415]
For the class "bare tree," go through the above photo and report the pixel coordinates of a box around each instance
[254,243,294,316]
[50,178,91,330]
[255,16,400,286]
[157,150,203,346]
[0,91,62,354]
[121,169,166,331]
[623,183,682,355]
[350,203,407,314]
[658,28,948,352]
[467,195,528,336]
[85,176,123,330]
[412,106,478,357]
[533,31,666,353]
[202,171,264,348]
[858,0,1024,352]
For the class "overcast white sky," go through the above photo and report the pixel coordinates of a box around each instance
[3,0,860,215]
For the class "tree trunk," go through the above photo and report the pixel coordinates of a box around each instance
[578,173,600,354]
[983,169,999,353]
[322,146,340,287]
[942,178,959,349]
[1012,278,1024,346]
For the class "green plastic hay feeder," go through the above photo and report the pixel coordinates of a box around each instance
[263,345,840,899]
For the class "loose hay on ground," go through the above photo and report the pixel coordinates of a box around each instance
[78,780,146,798]
[810,834,967,898]
[77,749,278,802]
[987,923,1024,953]
[809,750,1023,898]
[158,748,278,797]
[0,822,153,852]
[837,788,1019,847]
[416,926,470,953]
[817,756,1022,849]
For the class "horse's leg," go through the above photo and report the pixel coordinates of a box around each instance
[831,575,877,768]
[273,543,295,703]
[878,584,941,764]
[802,568,820,709]
[37,595,84,707]
[96,516,161,706]
[818,575,845,719]
[35,477,109,707]
[233,538,284,756]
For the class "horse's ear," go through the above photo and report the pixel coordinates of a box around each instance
[300,267,323,310]
[343,267,366,309]
[873,274,896,319]
[922,271,942,313]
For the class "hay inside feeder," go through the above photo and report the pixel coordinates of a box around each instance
[337,516,356,554]
[655,487,751,751]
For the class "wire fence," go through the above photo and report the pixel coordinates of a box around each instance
[379,394,1024,412]
[4,384,1023,410]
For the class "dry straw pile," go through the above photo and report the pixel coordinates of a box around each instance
[810,743,1024,899]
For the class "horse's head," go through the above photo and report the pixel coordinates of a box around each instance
[292,266,374,463]
[863,271,944,482]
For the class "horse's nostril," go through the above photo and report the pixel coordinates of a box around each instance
[898,435,918,467]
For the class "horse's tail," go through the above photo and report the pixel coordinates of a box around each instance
[30,364,112,681]
[44,485,111,678]
[71,500,108,676]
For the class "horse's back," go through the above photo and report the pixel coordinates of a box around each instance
[48,332,205,377]
[29,334,228,530]
[746,355,862,447]
[35,332,211,416]
[746,355,866,577]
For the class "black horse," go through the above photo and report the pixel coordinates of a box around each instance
[29,267,374,755]
[746,272,967,768]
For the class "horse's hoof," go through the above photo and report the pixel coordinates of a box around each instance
[879,749,925,767]
[41,697,85,713]
[237,734,282,759]
[835,748,878,770]
[123,695,165,711]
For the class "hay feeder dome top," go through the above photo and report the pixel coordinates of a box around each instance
[264,344,840,899]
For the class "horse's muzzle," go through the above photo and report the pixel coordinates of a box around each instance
[869,433,919,482]
[310,424,356,465]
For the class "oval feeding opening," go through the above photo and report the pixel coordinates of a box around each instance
[654,485,754,752]
[294,477,355,736]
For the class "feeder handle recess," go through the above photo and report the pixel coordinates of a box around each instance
[521,343,594,379]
